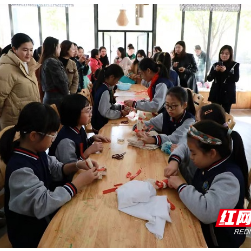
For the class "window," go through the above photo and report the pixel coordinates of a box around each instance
[12,6,40,49]
[0,5,11,49]
[156,4,182,52]
[236,4,251,90]
[69,4,94,54]
[41,7,66,44]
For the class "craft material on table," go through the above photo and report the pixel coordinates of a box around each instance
[112,152,126,160]
[116,180,171,239]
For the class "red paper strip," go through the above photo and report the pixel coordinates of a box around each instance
[97,167,106,172]
[114,183,123,187]
[167,198,176,210]
[103,187,117,194]
[130,169,142,180]
[126,172,132,178]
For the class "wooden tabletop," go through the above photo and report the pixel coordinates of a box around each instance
[38,125,207,248]
[115,84,148,97]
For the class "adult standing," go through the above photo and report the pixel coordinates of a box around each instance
[99,46,109,69]
[40,36,69,108]
[128,49,146,84]
[88,49,103,81]
[126,44,136,61]
[172,41,198,92]
[114,47,133,84]
[0,33,40,129]
[194,45,206,84]
[207,45,239,113]
[59,40,79,94]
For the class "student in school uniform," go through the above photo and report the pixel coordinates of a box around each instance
[49,94,110,163]
[165,103,228,184]
[0,102,99,248]
[136,86,195,147]
[124,58,174,114]
[91,64,130,133]
[167,120,250,248]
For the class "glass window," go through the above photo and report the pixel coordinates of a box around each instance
[156,4,182,53]
[41,7,66,44]
[98,4,152,31]
[209,11,237,68]
[0,4,11,49]
[236,4,251,90]
[12,6,40,49]
[69,4,94,55]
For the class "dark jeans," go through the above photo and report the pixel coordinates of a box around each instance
[43,92,67,109]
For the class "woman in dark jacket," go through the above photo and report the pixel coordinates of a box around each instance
[172,41,198,92]
[207,45,239,113]
[40,37,69,108]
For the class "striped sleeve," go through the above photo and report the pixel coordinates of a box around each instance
[169,154,181,164]
[63,182,78,197]
[152,135,162,146]
[177,183,187,194]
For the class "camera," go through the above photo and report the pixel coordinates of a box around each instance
[218,61,223,66]
[84,54,89,59]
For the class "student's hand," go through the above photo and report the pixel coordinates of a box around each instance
[77,160,90,170]
[85,58,90,65]
[91,159,99,169]
[164,160,179,178]
[87,142,103,155]
[124,100,134,107]
[121,109,130,117]
[72,167,99,189]
[92,135,111,143]
[168,176,186,189]
[173,62,179,68]
[136,131,155,144]
[170,144,178,152]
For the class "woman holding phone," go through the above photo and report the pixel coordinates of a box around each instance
[207,45,239,113]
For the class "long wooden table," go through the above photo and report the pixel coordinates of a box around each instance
[115,84,148,98]
[38,125,207,248]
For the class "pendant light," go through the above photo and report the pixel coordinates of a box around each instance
[116,9,129,26]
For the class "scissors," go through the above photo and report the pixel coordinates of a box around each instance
[112,152,126,160]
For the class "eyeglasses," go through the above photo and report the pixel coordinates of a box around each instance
[164,104,181,111]
[37,132,58,142]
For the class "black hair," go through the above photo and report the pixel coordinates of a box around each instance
[219,45,233,63]
[0,102,60,164]
[199,103,226,125]
[173,40,186,60]
[73,43,77,47]
[187,120,250,200]
[154,46,162,52]
[152,52,161,62]
[99,46,106,51]
[11,33,33,49]
[1,44,12,55]
[138,58,168,79]
[127,44,134,50]
[59,94,89,127]
[33,46,42,62]
[117,47,126,59]
[95,64,124,92]
[60,40,73,57]
[91,68,102,83]
[133,49,146,65]
[167,86,196,116]
[156,52,171,80]
[39,36,59,64]
[91,49,99,58]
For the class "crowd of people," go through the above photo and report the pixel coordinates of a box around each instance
[0,32,245,248]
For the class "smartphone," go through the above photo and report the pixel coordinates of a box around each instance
[84,54,89,59]
[218,61,223,66]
